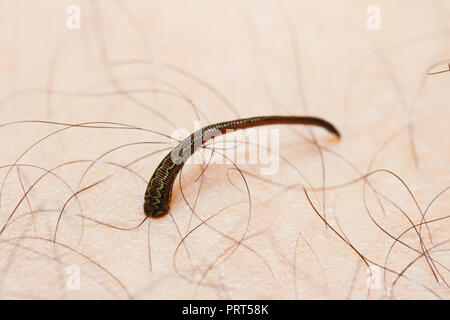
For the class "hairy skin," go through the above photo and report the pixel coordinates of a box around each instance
[0,0,448,299]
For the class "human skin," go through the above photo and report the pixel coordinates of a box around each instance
[0,0,448,299]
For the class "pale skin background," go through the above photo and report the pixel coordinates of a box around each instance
[0,0,448,299]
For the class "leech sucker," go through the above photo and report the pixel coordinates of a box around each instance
[143,115,340,218]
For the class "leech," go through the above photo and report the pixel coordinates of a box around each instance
[144,115,340,218]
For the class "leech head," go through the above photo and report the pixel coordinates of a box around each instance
[143,203,167,218]
[143,166,174,218]
[143,192,170,218]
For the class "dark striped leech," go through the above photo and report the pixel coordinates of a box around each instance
[144,116,340,218]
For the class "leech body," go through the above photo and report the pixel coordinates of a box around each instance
[144,116,340,218]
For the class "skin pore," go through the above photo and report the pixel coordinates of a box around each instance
[0,0,448,299]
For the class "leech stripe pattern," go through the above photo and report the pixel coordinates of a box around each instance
[144,115,340,218]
